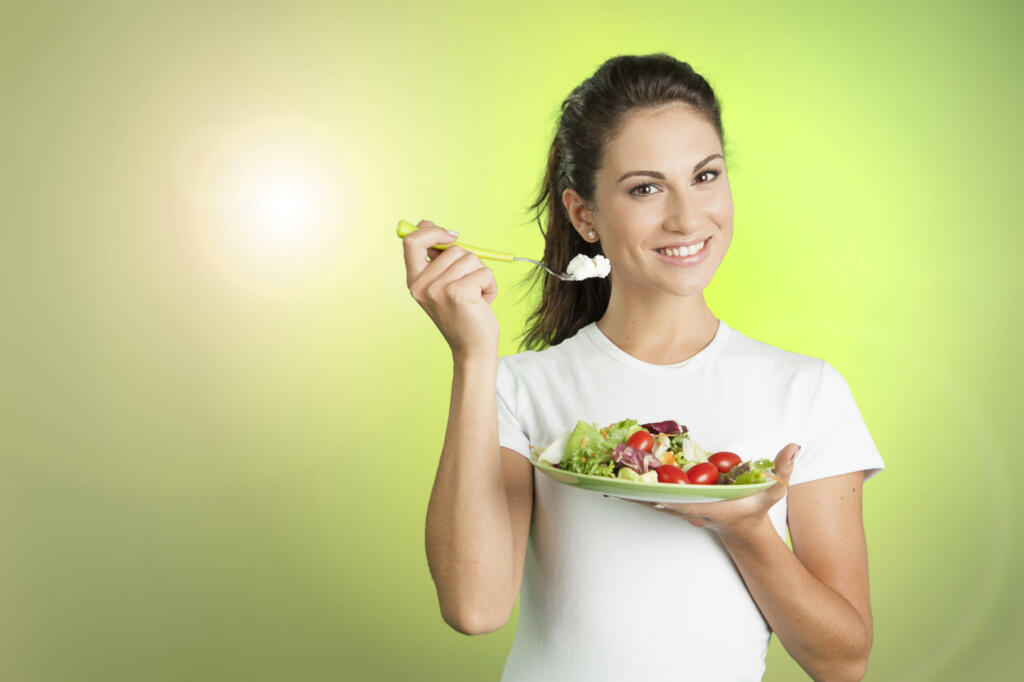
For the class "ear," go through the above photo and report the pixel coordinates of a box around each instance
[561,188,597,242]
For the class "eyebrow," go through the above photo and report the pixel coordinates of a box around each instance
[616,153,724,183]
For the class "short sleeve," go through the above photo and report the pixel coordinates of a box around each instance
[496,357,531,459]
[790,360,885,486]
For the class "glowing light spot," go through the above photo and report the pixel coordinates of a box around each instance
[232,160,325,255]
[251,175,313,236]
[183,114,354,296]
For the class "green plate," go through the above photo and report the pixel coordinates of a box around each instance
[531,459,774,503]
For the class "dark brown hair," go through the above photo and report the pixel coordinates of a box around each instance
[512,53,728,352]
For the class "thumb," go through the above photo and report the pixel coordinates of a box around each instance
[773,443,801,485]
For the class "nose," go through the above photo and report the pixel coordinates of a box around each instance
[664,190,704,234]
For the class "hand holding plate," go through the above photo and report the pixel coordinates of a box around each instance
[621,443,800,536]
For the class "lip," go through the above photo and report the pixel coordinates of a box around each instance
[651,237,711,267]
[654,236,709,249]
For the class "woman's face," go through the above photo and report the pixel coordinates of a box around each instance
[567,103,734,297]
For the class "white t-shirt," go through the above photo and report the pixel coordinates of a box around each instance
[495,318,884,682]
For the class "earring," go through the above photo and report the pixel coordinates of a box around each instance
[588,230,596,240]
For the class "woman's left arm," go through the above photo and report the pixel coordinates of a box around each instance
[717,470,873,682]
[632,445,874,682]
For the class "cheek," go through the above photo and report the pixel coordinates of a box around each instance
[715,227,733,249]
[605,227,647,259]
[708,192,734,222]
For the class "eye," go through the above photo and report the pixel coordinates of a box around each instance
[629,182,658,197]
[629,169,723,197]
[696,169,722,184]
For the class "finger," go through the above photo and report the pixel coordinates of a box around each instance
[423,245,479,278]
[621,499,677,516]
[772,443,801,484]
[407,221,458,276]
[403,220,459,287]
[413,244,473,296]
[446,266,498,306]
[662,503,713,522]
[475,261,498,304]
[760,445,800,503]
[667,501,717,515]
[424,249,488,296]
[619,498,654,508]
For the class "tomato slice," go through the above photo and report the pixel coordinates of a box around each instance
[708,451,742,474]
[656,464,690,484]
[686,462,719,485]
[626,430,654,453]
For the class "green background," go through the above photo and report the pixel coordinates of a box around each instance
[2,1,1020,680]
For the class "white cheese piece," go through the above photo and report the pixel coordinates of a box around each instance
[681,436,711,467]
[651,433,670,460]
[566,253,611,280]
[534,430,571,465]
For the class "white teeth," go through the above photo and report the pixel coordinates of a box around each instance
[656,239,706,257]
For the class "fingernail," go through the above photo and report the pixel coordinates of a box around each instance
[446,229,459,237]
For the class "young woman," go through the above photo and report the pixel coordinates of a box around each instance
[404,53,884,682]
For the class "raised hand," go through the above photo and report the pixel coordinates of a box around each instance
[402,219,500,361]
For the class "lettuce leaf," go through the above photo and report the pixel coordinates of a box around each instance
[725,458,776,484]
[612,443,662,474]
[602,418,644,445]
[560,418,646,477]
[618,468,659,483]
[640,420,687,435]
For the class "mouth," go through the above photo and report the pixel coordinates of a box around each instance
[651,237,711,267]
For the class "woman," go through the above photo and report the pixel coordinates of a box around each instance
[404,53,884,682]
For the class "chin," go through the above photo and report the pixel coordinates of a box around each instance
[668,282,711,297]
[642,275,711,297]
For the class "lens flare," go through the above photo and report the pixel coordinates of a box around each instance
[248,173,315,241]
[229,158,326,256]
[183,115,351,295]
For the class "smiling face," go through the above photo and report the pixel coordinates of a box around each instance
[564,102,734,298]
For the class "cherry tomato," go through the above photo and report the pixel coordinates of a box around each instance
[626,430,654,453]
[708,451,742,474]
[686,462,719,485]
[656,464,690,484]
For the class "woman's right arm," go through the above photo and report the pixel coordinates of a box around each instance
[402,221,534,636]
[426,358,534,635]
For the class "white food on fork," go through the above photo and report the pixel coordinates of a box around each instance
[565,253,611,280]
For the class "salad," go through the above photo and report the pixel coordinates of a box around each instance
[530,418,777,486]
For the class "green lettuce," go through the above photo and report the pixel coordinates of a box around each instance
[617,468,658,483]
[727,458,776,484]
[603,418,644,446]
[560,418,644,477]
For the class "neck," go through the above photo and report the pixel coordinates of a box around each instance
[596,284,719,365]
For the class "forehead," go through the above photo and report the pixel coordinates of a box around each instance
[602,104,721,171]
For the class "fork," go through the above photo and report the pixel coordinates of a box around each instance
[396,219,576,281]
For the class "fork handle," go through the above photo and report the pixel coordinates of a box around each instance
[396,220,516,262]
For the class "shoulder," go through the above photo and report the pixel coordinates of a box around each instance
[721,321,825,383]
[498,324,592,377]
[724,327,864,409]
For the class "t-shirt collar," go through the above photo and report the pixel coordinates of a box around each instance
[581,318,731,374]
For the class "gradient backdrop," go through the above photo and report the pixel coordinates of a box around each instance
[2,1,1020,680]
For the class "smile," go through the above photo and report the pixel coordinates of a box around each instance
[652,238,711,267]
